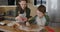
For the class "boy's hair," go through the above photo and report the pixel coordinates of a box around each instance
[37,5,46,14]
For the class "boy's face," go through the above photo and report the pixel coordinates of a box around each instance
[36,10,44,18]
[19,1,27,9]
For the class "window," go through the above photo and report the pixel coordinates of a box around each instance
[34,0,46,7]
[51,0,57,10]
[0,0,16,6]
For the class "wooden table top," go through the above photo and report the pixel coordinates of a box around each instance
[0,24,45,32]
[0,25,29,32]
[0,20,45,32]
[0,20,60,32]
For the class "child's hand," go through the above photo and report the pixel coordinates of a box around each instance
[26,22,30,26]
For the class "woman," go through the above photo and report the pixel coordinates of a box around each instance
[15,0,31,23]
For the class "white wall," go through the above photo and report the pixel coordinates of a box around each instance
[47,0,60,27]
[47,0,60,22]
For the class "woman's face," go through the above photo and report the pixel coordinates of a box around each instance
[19,1,27,9]
[36,10,44,18]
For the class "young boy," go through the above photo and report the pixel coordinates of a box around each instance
[28,5,49,32]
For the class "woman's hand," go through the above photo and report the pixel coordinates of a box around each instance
[15,16,20,20]
[21,17,27,22]
[15,16,27,22]
[15,23,20,27]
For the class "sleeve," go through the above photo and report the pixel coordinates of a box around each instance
[28,16,37,24]
[26,8,31,18]
[45,15,50,26]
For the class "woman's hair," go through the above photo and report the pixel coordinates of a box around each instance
[17,0,28,14]
[37,5,46,14]
[18,0,27,3]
